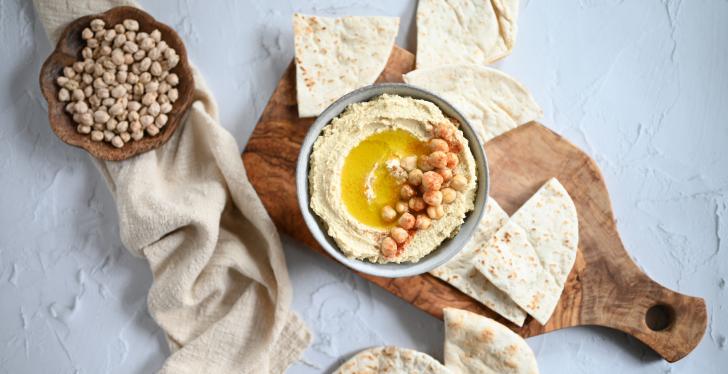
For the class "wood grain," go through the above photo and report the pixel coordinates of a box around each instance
[242,46,707,362]
[39,6,194,161]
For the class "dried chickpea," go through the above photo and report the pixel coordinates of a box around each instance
[167,88,178,102]
[123,19,139,31]
[103,130,115,142]
[160,102,173,114]
[90,130,104,141]
[146,124,160,136]
[111,135,124,148]
[58,88,70,102]
[93,110,109,124]
[140,115,154,127]
[81,28,94,40]
[105,118,117,131]
[150,29,162,42]
[155,114,168,127]
[166,73,179,86]
[131,130,144,141]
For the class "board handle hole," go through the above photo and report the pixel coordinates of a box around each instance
[645,304,675,331]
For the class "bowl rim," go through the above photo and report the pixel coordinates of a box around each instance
[296,83,490,278]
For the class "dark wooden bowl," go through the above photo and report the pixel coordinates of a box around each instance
[39,6,194,161]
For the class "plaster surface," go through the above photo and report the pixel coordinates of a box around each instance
[1,0,726,373]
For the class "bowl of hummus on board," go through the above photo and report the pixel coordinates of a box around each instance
[297,84,488,278]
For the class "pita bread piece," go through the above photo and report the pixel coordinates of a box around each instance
[293,13,399,117]
[430,198,527,326]
[473,220,561,325]
[404,65,542,143]
[511,178,578,288]
[334,345,452,374]
[416,0,520,69]
[443,307,539,374]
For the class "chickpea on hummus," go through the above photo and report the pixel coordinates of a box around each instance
[309,94,477,263]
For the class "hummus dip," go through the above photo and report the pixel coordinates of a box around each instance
[309,94,477,263]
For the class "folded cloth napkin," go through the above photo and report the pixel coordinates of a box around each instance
[32,1,312,372]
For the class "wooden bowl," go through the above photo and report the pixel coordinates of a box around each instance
[39,6,194,161]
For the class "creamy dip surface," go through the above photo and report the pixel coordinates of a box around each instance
[308,94,477,263]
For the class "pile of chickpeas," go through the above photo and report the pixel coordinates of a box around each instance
[379,122,470,258]
[55,18,181,148]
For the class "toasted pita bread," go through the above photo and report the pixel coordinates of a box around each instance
[472,220,561,325]
[443,308,539,374]
[430,198,527,326]
[293,13,399,117]
[403,65,542,143]
[510,178,578,287]
[334,346,451,374]
[416,0,520,69]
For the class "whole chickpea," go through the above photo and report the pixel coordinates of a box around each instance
[400,156,418,172]
[400,184,416,200]
[450,175,468,191]
[449,139,463,153]
[394,201,409,214]
[398,213,416,230]
[427,205,445,220]
[435,123,454,142]
[415,215,432,230]
[380,205,397,222]
[436,168,453,182]
[421,171,444,192]
[417,155,434,172]
[441,188,457,204]
[423,190,443,206]
[429,138,449,153]
[446,152,459,169]
[408,197,426,212]
[390,227,409,244]
[408,169,423,186]
[429,151,448,169]
[380,237,398,257]
[146,124,160,136]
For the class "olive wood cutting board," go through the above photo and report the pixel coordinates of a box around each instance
[241,46,707,362]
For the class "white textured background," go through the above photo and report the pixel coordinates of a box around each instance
[1,0,726,373]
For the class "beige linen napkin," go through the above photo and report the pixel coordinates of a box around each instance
[33,1,312,372]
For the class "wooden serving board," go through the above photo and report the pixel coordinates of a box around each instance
[241,46,707,362]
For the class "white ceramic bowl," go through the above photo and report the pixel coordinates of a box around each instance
[296,83,489,278]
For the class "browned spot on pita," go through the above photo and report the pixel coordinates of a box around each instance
[528,292,544,310]
[479,327,494,343]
